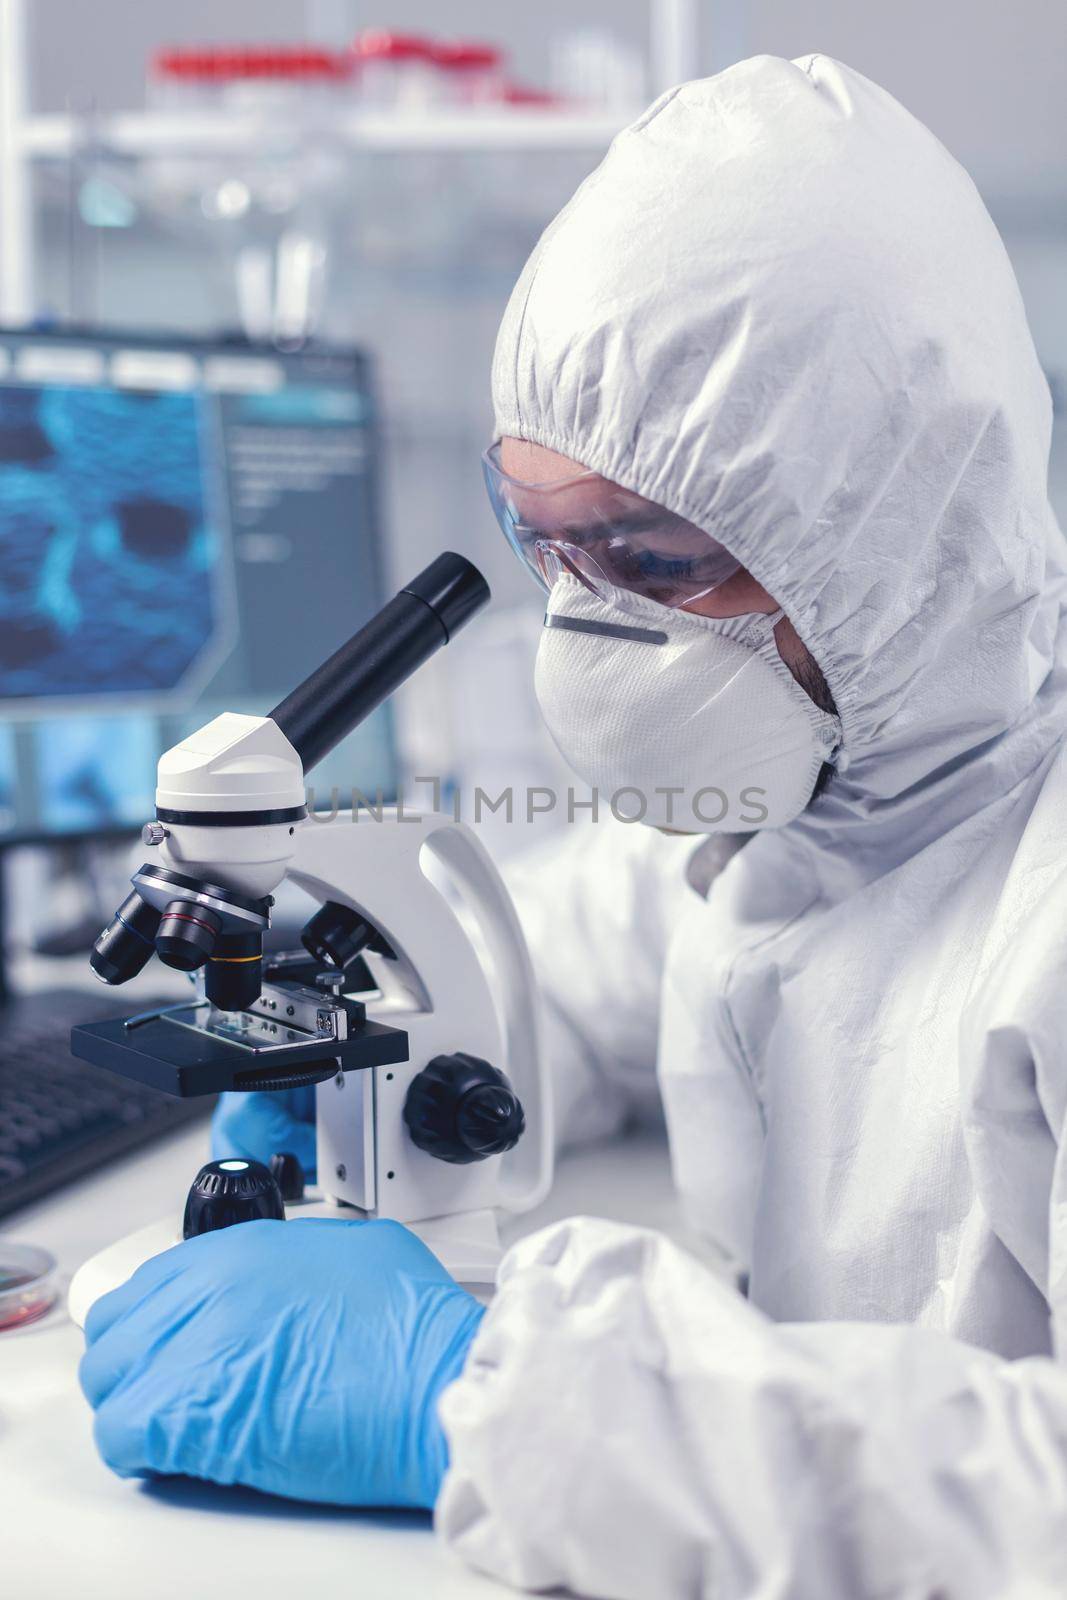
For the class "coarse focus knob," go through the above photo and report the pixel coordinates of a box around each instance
[269,1150,306,1202]
[403,1052,525,1165]
[182,1158,286,1239]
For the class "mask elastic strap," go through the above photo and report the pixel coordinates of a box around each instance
[761,609,848,772]
[753,606,786,643]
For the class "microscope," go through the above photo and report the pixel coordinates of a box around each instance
[67,553,552,1325]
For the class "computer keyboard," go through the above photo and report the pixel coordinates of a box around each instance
[0,990,213,1219]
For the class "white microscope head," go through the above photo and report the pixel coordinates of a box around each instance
[154,712,306,899]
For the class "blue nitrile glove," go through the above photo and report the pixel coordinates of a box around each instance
[211,1086,317,1180]
[79,1218,485,1508]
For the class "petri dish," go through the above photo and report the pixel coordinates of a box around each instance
[0,1241,59,1330]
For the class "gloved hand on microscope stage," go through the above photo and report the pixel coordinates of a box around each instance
[79,1216,485,1508]
[211,1087,317,1181]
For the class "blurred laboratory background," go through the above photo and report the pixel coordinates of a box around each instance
[0,0,1064,988]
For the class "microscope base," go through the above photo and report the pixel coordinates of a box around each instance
[67,1203,504,1329]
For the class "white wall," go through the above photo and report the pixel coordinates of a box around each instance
[728,0,1066,215]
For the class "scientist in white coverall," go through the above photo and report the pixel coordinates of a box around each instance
[80,55,1067,1599]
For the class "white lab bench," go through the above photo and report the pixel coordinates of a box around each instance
[1,1066,682,1600]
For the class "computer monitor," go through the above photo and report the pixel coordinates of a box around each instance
[0,328,396,845]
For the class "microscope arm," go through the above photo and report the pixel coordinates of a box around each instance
[291,809,553,1218]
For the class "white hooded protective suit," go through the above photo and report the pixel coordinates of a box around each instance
[438,55,1067,1598]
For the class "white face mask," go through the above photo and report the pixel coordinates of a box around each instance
[534,575,843,833]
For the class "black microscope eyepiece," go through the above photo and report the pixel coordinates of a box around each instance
[269,552,490,775]
[400,552,490,641]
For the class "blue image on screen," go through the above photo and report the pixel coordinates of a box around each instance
[34,714,157,832]
[0,726,15,832]
[0,383,229,703]
[234,387,368,427]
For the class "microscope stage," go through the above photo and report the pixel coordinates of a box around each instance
[71,1009,409,1098]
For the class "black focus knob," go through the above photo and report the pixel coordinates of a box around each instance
[403,1052,525,1165]
[183,1158,286,1239]
[269,1150,306,1202]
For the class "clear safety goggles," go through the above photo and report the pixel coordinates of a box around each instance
[482,441,741,609]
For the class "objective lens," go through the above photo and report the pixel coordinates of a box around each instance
[90,890,162,985]
[155,899,221,972]
[204,930,263,1012]
[301,900,374,972]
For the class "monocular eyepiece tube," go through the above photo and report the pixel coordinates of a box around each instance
[269,552,490,775]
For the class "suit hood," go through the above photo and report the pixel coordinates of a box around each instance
[493,54,1065,881]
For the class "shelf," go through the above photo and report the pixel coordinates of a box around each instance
[20,107,639,159]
